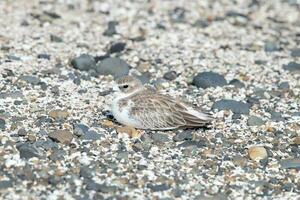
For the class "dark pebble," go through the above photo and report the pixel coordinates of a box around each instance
[229,79,245,88]
[278,82,290,90]
[73,123,89,137]
[85,180,117,193]
[17,128,27,136]
[151,133,170,143]
[255,60,267,65]
[37,54,51,60]
[173,131,193,142]
[0,91,24,99]
[177,140,207,148]
[193,72,227,89]
[20,75,41,85]
[270,112,285,122]
[16,143,41,159]
[96,57,130,78]
[280,159,300,169]
[0,118,5,130]
[283,62,300,73]
[81,130,102,140]
[264,41,280,52]
[147,183,170,192]
[0,180,13,190]
[212,99,251,114]
[169,7,186,23]
[71,54,97,71]
[103,21,118,36]
[7,55,21,61]
[291,48,300,57]
[163,71,177,81]
[50,34,63,42]
[193,19,209,28]
[109,42,126,54]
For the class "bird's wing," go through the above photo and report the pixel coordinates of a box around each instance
[128,90,212,130]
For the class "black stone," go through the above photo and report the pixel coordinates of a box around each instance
[283,62,300,73]
[16,143,41,159]
[212,99,251,114]
[147,183,170,192]
[229,79,245,88]
[96,57,130,78]
[109,42,126,54]
[103,21,118,36]
[37,54,51,60]
[163,71,177,81]
[50,34,63,42]
[85,180,117,193]
[71,54,97,71]
[193,72,227,89]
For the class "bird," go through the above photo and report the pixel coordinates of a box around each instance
[110,75,213,130]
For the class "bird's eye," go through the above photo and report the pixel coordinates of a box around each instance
[122,85,129,89]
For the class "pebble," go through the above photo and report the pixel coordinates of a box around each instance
[37,54,51,60]
[147,183,170,192]
[264,41,280,52]
[291,48,300,57]
[0,91,24,99]
[151,133,170,143]
[278,82,290,90]
[270,112,284,122]
[0,118,5,130]
[0,180,13,190]
[71,54,97,71]
[81,130,102,140]
[85,180,117,193]
[283,62,300,73]
[73,123,89,137]
[247,116,265,126]
[212,99,251,114]
[193,72,227,89]
[109,42,126,54]
[16,143,41,159]
[96,57,130,78]
[232,155,247,167]
[292,137,300,145]
[50,34,63,42]
[17,128,27,136]
[19,75,41,85]
[163,71,177,81]
[248,146,268,161]
[173,131,193,142]
[177,140,207,148]
[48,130,73,144]
[48,109,69,120]
[103,21,118,36]
[280,159,300,169]
[229,79,245,88]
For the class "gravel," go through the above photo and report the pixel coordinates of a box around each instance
[1,0,300,199]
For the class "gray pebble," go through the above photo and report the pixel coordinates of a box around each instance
[0,180,13,190]
[212,99,251,114]
[0,91,24,99]
[37,54,50,60]
[247,116,265,126]
[96,57,130,78]
[291,48,300,57]
[229,79,245,88]
[19,75,41,85]
[16,143,41,159]
[147,183,170,192]
[103,21,118,36]
[81,130,102,141]
[151,133,170,143]
[0,118,5,130]
[71,54,97,71]
[50,34,63,42]
[264,41,280,52]
[278,82,290,90]
[173,131,193,142]
[73,123,89,137]
[280,159,300,169]
[163,71,177,81]
[193,72,227,89]
[283,62,300,73]
[109,42,126,54]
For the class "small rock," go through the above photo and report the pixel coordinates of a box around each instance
[116,126,140,138]
[177,140,207,148]
[96,57,130,78]
[71,54,97,71]
[49,130,73,144]
[248,146,268,161]
[37,54,51,60]
[292,137,300,145]
[264,41,280,52]
[280,159,300,169]
[232,155,247,167]
[283,62,300,73]
[193,19,209,28]
[16,143,41,159]
[271,112,284,122]
[193,72,227,89]
[82,130,102,140]
[247,116,265,126]
[0,118,5,130]
[136,72,151,84]
[109,42,126,54]
[229,79,245,88]
[173,131,193,142]
[85,180,117,193]
[147,183,170,192]
[48,109,69,120]
[17,128,27,136]
[19,75,41,85]
[73,123,89,137]
[255,60,267,65]
[7,55,21,61]
[103,21,118,36]
[50,34,63,42]
[151,133,170,143]
[291,48,300,57]
[0,91,24,99]
[212,99,250,114]
[163,71,177,81]
[0,180,13,190]
[278,82,290,90]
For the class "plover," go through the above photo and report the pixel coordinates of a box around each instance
[111,76,213,130]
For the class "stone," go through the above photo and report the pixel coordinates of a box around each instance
[49,130,73,144]
[247,116,265,126]
[163,71,177,81]
[17,128,27,136]
[71,54,97,71]
[73,123,89,137]
[19,75,41,85]
[229,79,245,88]
[151,133,170,143]
[0,91,24,99]
[96,57,130,78]
[248,146,268,161]
[109,42,126,54]
[212,99,251,114]
[193,72,227,89]
[0,118,5,130]
[0,180,13,190]
[271,112,284,122]
[37,54,51,60]
[283,62,300,73]
[116,126,140,138]
[278,82,290,90]
[232,155,247,167]
[291,48,300,57]
[280,159,300,169]
[48,109,69,120]
[147,183,170,192]
[103,21,118,36]
[177,140,207,148]
[50,34,63,42]
[16,143,41,159]
[264,41,280,52]
[173,131,193,142]
[82,130,102,140]
[292,137,300,145]
[85,180,117,193]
